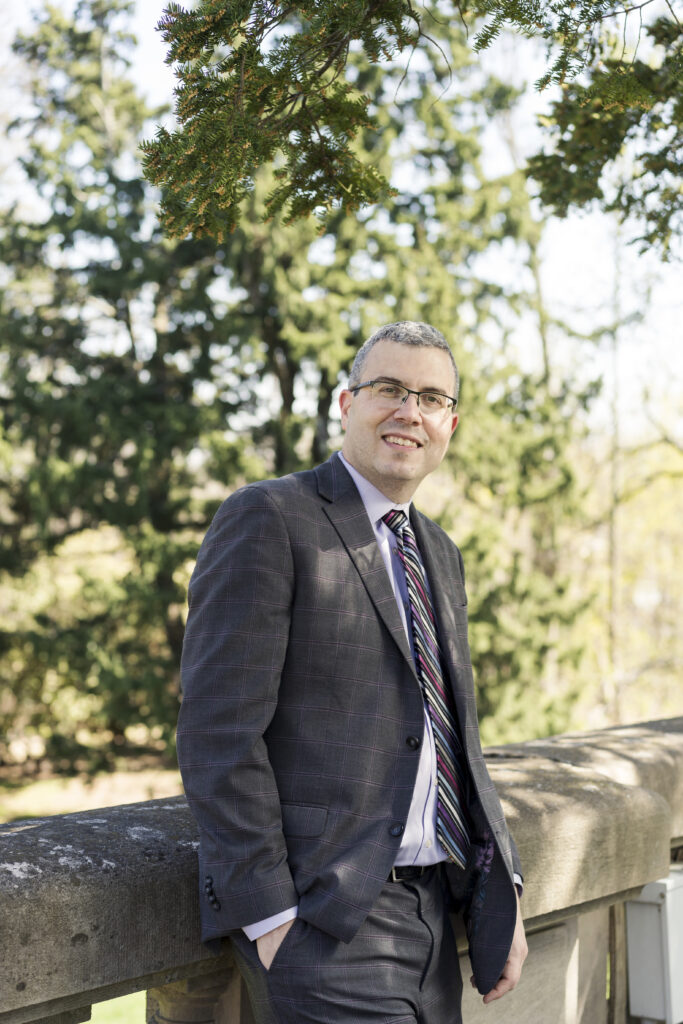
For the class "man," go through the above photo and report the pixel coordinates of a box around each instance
[177,321,527,1023]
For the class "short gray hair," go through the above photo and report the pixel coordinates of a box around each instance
[348,321,459,401]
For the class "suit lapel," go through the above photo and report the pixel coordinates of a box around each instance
[316,456,416,673]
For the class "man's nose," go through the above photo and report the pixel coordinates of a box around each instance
[395,392,422,419]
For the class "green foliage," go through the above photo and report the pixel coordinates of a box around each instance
[2,0,597,766]
[462,1,663,86]
[528,16,683,259]
[1,0,267,767]
[141,0,682,248]
[141,0,418,236]
[440,362,598,741]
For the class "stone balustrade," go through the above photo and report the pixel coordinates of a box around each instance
[1,716,682,1024]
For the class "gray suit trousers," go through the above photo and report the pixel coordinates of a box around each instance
[230,866,463,1024]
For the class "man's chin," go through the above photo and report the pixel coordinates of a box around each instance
[382,453,424,479]
[373,464,426,500]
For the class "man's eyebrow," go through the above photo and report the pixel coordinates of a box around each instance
[374,375,449,396]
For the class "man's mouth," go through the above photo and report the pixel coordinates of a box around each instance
[384,435,421,449]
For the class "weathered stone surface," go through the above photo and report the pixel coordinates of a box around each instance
[460,919,580,1024]
[487,752,671,922]
[489,716,683,843]
[146,968,241,1024]
[577,908,609,1024]
[0,799,218,1018]
[147,970,257,1024]
[33,1012,91,1024]
[460,908,611,1024]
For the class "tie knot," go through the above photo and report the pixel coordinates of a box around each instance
[382,509,408,534]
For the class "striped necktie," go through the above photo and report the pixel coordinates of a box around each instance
[382,509,471,870]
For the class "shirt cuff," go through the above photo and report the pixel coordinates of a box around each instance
[243,906,299,941]
[513,872,523,897]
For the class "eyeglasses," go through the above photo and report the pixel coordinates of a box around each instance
[351,379,458,416]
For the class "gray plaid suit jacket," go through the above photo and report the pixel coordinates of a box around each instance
[177,452,521,994]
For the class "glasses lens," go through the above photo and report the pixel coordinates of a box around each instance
[368,382,451,415]
[370,382,406,402]
[419,392,449,412]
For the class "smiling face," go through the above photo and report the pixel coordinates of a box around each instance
[339,340,459,502]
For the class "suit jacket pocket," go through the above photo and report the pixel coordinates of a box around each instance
[281,802,328,838]
[264,916,305,972]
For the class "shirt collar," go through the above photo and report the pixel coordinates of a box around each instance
[338,452,412,526]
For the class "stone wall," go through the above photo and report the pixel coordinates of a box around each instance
[1,717,682,1024]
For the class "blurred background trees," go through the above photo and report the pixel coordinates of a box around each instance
[0,0,681,772]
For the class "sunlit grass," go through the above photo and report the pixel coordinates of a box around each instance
[91,990,146,1023]
[0,768,183,823]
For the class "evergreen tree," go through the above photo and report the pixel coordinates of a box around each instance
[1,0,594,767]
[0,0,258,764]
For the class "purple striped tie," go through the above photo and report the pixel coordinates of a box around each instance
[383,509,471,870]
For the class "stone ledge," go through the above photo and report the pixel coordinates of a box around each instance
[0,799,214,1018]
[488,717,683,923]
[489,754,671,922]
[1,717,681,1019]
[488,715,683,844]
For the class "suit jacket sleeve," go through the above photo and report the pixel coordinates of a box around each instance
[176,484,299,937]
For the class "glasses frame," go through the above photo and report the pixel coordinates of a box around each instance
[351,378,458,413]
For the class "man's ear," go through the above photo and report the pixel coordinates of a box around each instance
[339,389,353,430]
[449,413,459,437]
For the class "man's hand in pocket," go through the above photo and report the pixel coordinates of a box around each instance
[256,919,295,970]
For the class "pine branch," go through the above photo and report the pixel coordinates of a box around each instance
[141,1,682,240]
[142,0,418,238]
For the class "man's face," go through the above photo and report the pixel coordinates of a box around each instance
[339,340,459,502]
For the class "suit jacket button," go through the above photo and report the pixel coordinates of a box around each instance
[211,899,221,911]
[389,823,404,837]
[406,736,421,750]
